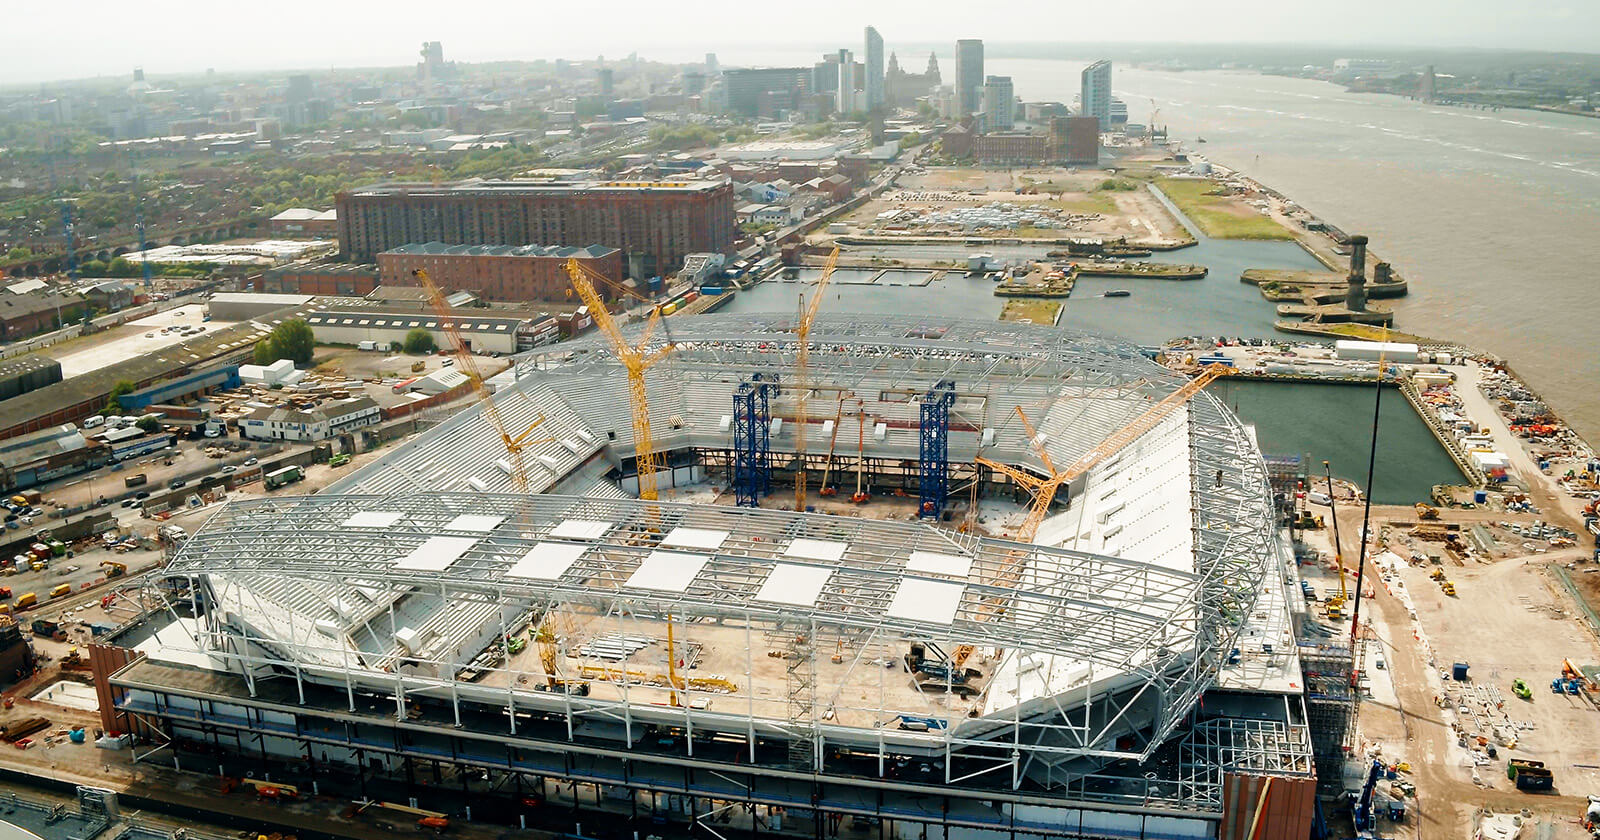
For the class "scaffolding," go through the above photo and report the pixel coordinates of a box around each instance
[1299,642,1357,790]
[918,380,956,519]
[732,375,773,507]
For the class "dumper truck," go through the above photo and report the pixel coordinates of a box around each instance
[1507,759,1554,791]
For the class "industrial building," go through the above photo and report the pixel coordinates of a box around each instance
[103,315,1317,839]
[336,180,736,277]
[238,396,380,442]
[377,242,622,303]
[301,309,533,355]
[0,353,64,402]
[249,261,380,296]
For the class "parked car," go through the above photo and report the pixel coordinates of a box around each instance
[220,465,237,474]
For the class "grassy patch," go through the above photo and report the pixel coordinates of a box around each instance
[1155,178,1295,240]
[1000,299,1063,324]
[1048,193,1117,215]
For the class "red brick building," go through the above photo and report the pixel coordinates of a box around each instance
[377,243,622,303]
[972,133,1051,165]
[250,262,380,296]
[336,180,735,277]
[1054,116,1101,165]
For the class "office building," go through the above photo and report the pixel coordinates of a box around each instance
[377,242,622,303]
[864,26,884,110]
[722,67,810,117]
[955,39,984,116]
[983,75,1014,130]
[336,180,736,277]
[836,49,856,114]
[1081,59,1112,129]
[1054,116,1101,165]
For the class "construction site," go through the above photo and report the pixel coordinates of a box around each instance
[68,241,1346,840]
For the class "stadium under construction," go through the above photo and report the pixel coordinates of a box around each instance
[99,315,1334,839]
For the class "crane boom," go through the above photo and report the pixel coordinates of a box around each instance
[954,365,1231,670]
[793,246,840,510]
[411,269,547,490]
[565,259,673,502]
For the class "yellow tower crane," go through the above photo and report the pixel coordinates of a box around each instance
[564,258,674,502]
[956,364,1232,669]
[793,245,840,510]
[411,269,550,490]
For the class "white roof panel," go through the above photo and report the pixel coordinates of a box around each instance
[661,527,729,550]
[906,551,973,579]
[783,539,848,563]
[394,536,478,572]
[550,519,613,540]
[506,542,588,581]
[341,511,404,529]
[754,563,833,607]
[624,550,710,592]
[445,514,504,533]
[887,579,965,625]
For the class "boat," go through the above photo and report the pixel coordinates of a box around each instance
[1104,290,1132,298]
[1196,137,1208,143]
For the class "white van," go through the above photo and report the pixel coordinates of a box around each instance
[83,415,105,429]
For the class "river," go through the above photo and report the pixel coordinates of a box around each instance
[983,59,1600,446]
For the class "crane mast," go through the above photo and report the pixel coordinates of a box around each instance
[410,269,547,490]
[564,258,674,502]
[793,245,840,510]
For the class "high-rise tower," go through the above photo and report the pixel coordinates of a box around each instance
[955,40,984,117]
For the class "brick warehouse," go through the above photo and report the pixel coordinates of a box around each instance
[336,180,735,277]
[377,242,621,303]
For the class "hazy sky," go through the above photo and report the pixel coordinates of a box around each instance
[8,0,1595,85]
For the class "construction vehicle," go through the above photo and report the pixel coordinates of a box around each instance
[1512,678,1532,699]
[61,646,89,671]
[850,400,869,504]
[904,642,982,696]
[565,258,673,503]
[101,561,126,579]
[1429,568,1446,581]
[1414,502,1440,520]
[1441,580,1456,596]
[1352,760,1384,832]
[792,246,841,510]
[412,269,550,490]
[817,398,847,497]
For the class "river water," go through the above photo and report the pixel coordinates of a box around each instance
[982,59,1600,445]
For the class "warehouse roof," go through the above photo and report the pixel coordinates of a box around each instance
[382,242,619,259]
[305,310,527,335]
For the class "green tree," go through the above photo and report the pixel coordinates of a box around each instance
[403,328,436,354]
[136,416,158,433]
[253,318,316,366]
[104,380,137,415]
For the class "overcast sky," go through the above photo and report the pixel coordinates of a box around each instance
[7,0,1595,85]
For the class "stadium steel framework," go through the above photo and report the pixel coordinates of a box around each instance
[112,315,1301,832]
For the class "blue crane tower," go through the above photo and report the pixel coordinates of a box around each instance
[918,380,956,519]
[732,373,775,507]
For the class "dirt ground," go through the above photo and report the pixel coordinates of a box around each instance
[1297,502,1600,838]
[841,167,1189,245]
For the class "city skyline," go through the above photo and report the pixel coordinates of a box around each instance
[5,0,1595,85]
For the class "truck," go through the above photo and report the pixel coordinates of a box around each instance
[123,473,148,488]
[263,465,304,490]
[328,453,351,468]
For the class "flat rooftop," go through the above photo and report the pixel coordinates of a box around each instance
[346,179,727,198]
